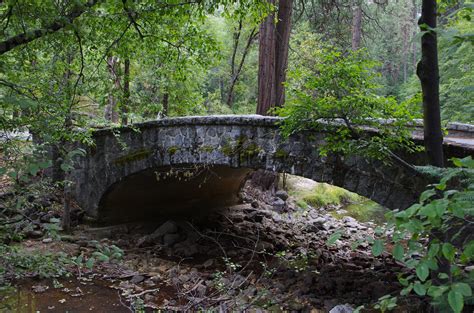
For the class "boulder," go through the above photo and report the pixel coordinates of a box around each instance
[275,190,289,201]
[329,304,354,313]
[272,198,286,212]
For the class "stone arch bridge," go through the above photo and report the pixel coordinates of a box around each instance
[67,115,474,223]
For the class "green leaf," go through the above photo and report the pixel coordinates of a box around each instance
[416,262,429,281]
[442,243,456,262]
[428,243,440,258]
[420,189,436,203]
[75,254,83,265]
[86,257,95,269]
[438,272,449,280]
[452,156,474,169]
[92,252,110,262]
[461,241,474,262]
[428,285,449,298]
[452,283,472,297]
[326,231,342,246]
[413,281,426,296]
[353,305,364,313]
[400,284,413,296]
[392,243,404,261]
[448,290,464,313]
[372,239,384,256]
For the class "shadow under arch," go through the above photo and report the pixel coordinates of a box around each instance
[98,164,252,224]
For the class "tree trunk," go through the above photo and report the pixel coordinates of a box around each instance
[227,19,243,108]
[275,0,293,108]
[105,56,121,123]
[227,28,257,108]
[412,0,418,69]
[351,1,362,51]
[257,0,293,115]
[162,91,169,117]
[122,58,130,125]
[257,0,276,116]
[416,0,444,167]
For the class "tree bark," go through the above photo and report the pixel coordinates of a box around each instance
[0,0,100,55]
[227,19,243,108]
[122,58,130,125]
[162,91,169,117]
[257,0,276,116]
[105,56,121,123]
[275,0,293,108]
[412,0,418,69]
[351,0,362,51]
[257,0,293,115]
[416,0,444,167]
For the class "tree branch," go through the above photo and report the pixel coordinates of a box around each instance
[122,0,144,39]
[0,0,101,55]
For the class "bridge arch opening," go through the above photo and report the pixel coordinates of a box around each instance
[98,164,252,224]
[97,162,389,226]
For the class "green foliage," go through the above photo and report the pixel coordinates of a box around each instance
[90,242,124,264]
[373,156,474,312]
[0,244,70,283]
[278,46,421,161]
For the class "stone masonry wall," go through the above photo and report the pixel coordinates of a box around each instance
[68,115,472,219]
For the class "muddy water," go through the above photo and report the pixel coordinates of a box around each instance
[0,279,130,313]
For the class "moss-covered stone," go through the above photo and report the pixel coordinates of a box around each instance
[221,136,252,158]
[167,146,179,156]
[275,149,288,159]
[240,142,262,162]
[199,145,214,153]
[220,141,236,156]
[114,149,152,166]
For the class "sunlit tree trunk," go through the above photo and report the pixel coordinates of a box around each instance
[416,0,444,167]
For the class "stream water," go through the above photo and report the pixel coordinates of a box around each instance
[0,279,130,313]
